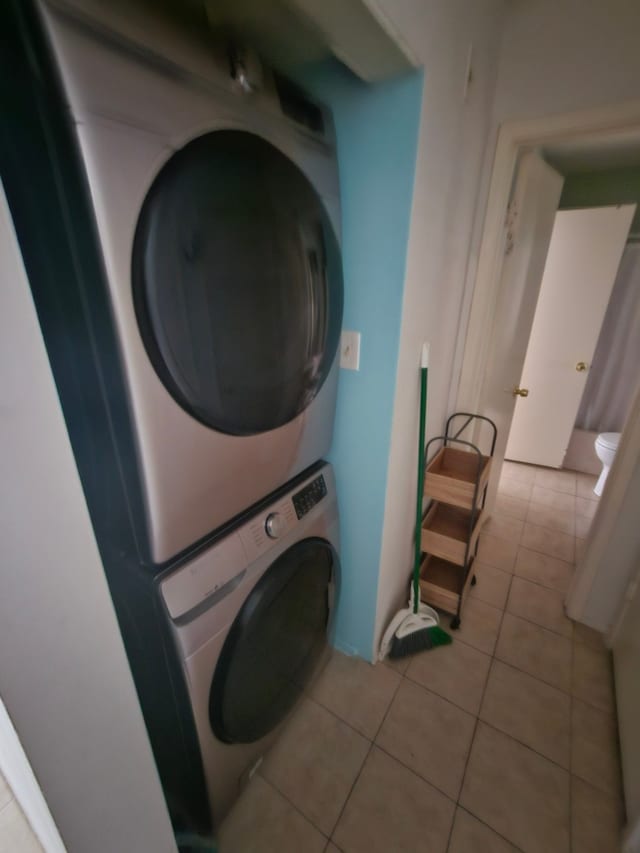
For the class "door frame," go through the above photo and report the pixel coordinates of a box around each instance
[455,98,640,635]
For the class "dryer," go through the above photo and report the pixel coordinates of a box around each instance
[159,462,339,831]
[39,0,344,563]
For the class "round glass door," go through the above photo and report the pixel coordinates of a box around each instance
[132,130,343,435]
[210,538,336,744]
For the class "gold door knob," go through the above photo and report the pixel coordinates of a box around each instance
[513,387,529,397]
[576,361,588,372]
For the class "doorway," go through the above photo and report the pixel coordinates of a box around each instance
[456,100,640,637]
[504,203,635,470]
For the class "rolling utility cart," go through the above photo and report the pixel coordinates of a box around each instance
[419,413,497,629]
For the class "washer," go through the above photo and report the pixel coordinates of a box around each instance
[39,0,344,563]
[159,462,339,829]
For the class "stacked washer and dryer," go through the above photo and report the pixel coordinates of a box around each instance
[39,0,344,841]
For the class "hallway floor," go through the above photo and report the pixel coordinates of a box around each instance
[219,463,623,853]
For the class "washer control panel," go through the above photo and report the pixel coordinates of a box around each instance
[265,512,287,539]
[161,466,334,618]
[240,497,296,562]
[292,474,327,519]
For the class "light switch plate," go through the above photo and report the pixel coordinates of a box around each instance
[340,330,361,371]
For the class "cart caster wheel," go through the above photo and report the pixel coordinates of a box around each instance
[450,617,461,630]
[470,575,477,587]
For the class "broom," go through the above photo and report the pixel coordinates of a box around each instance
[379,344,452,660]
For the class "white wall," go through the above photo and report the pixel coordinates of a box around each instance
[373,0,640,655]
[481,0,640,638]
[0,184,177,852]
[373,0,506,654]
[493,0,640,123]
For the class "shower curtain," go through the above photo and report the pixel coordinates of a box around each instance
[576,243,640,432]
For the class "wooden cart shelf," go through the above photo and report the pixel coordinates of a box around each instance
[419,553,475,616]
[424,446,491,510]
[418,412,497,629]
[420,501,484,566]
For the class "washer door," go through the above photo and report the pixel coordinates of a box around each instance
[210,538,336,744]
[133,130,343,436]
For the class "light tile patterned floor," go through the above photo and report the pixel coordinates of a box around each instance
[219,464,624,853]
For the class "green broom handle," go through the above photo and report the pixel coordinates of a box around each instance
[413,346,429,614]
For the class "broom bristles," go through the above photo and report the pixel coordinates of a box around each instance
[388,624,452,659]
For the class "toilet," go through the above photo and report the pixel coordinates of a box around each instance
[594,432,621,497]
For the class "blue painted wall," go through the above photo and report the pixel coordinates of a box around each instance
[297,62,423,659]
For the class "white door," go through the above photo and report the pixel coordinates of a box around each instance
[478,152,564,491]
[506,204,635,467]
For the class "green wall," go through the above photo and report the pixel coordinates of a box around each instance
[559,166,640,231]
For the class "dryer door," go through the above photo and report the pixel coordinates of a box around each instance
[209,538,336,744]
[133,130,343,436]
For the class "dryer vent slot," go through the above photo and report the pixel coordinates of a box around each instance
[274,73,325,136]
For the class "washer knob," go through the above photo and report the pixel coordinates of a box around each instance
[265,512,286,539]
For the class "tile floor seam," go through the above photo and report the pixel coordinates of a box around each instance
[444,728,476,853]
[512,547,574,568]
[449,805,527,853]
[446,569,515,852]
[478,537,576,579]
[570,760,624,803]
[372,663,405,742]
[494,510,527,523]
[520,529,576,564]
[576,509,597,520]
[495,644,584,714]
[485,654,570,701]
[450,585,576,667]
[511,573,574,596]
[521,515,576,537]
[527,495,577,510]
[327,741,375,843]
[455,594,505,622]
[506,568,576,598]
[324,662,406,845]
[445,625,500,657]
[375,671,480,805]
[502,602,574,640]
[255,771,331,843]
[514,543,575,573]
[371,740,459,808]
[302,693,374,743]
[493,646,575,699]
[488,515,526,549]
[395,659,490,727]
[568,690,616,717]
[402,667,489,717]
[500,477,577,498]
[477,716,572,776]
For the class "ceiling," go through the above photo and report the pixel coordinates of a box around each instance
[50,0,418,82]
[202,0,418,81]
[544,128,640,174]
[100,0,418,81]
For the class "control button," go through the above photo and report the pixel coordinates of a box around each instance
[265,512,287,539]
